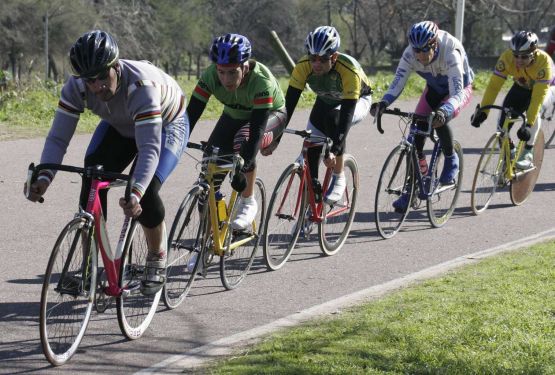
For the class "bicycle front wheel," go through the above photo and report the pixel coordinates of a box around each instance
[510,129,545,205]
[163,185,207,309]
[318,154,359,255]
[471,133,504,215]
[374,145,414,239]
[40,218,97,366]
[263,163,306,271]
[117,220,161,339]
[427,140,464,227]
[220,178,266,289]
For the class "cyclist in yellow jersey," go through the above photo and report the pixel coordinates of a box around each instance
[472,31,555,169]
[282,26,372,204]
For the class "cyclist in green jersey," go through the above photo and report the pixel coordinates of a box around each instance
[282,26,372,204]
[186,34,286,230]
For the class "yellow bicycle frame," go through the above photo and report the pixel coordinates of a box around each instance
[203,157,257,257]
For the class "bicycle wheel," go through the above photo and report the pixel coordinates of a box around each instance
[117,219,161,339]
[471,133,504,215]
[541,105,555,148]
[318,154,359,255]
[263,163,306,271]
[163,185,206,309]
[374,145,415,239]
[40,218,97,366]
[220,178,266,289]
[510,129,545,205]
[427,140,464,227]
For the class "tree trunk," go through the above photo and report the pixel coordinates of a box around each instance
[196,54,201,79]
[188,52,192,80]
[48,54,59,81]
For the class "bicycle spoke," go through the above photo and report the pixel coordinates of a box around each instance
[220,178,266,289]
[375,145,414,239]
[263,164,305,271]
[319,154,358,255]
[427,141,463,227]
[40,218,96,366]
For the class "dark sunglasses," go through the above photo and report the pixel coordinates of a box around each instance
[82,68,111,84]
[309,54,331,63]
[412,45,433,53]
[513,53,533,60]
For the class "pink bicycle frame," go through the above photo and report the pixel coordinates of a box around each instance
[85,178,132,297]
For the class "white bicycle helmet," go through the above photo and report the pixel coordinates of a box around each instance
[305,26,340,56]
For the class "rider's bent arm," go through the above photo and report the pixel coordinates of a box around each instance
[284,86,303,126]
[439,49,469,121]
[39,78,85,183]
[479,73,506,116]
[528,82,550,126]
[186,95,208,134]
[382,48,413,105]
[129,86,164,201]
[332,98,357,155]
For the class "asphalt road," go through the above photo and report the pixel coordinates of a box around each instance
[1,96,554,374]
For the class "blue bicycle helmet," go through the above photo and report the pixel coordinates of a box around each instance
[209,33,252,64]
[305,26,340,56]
[69,30,119,78]
[408,21,438,49]
[510,31,538,54]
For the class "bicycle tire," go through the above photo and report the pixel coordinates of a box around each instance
[263,163,306,271]
[541,106,555,148]
[117,219,161,339]
[510,129,545,205]
[427,140,464,227]
[470,133,504,215]
[163,185,206,309]
[374,144,415,239]
[318,154,359,255]
[40,217,97,366]
[220,178,266,290]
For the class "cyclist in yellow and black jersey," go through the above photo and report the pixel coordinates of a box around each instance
[281,26,372,204]
[472,30,555,169]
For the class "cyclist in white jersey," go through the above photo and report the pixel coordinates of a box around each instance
[24,30,189,295]
[370,21,473,211]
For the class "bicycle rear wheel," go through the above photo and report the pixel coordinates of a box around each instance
[117,220,161,339]
[374,145,414,239]
[471,133,504,215]
[541,104,555,148]
[427,140,464,227]
[263,163,306,271]
[318,154,359,255]
[163,185,206,309]
[220,178,266,289]
[510,130,545,205]
[40,218,97,366]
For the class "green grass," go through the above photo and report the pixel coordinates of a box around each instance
[0,70,493,140]
[204,241,555,374]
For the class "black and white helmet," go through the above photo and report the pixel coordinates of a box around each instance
[305,26,340,56]
[510,31,538,54]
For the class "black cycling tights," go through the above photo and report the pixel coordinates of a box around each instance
[414,120,454,158]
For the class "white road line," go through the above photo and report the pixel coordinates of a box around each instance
[136,228,555,374]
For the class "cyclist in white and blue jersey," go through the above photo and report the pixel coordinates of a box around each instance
[370,21,473,211]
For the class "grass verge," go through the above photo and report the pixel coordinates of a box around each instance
[204,241,555,374]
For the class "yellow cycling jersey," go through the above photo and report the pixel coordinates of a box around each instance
[289,52,372,105]
[480,49,554,126]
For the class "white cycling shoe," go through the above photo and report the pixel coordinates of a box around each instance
[231,196,258,230]
[324,172,346,204]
